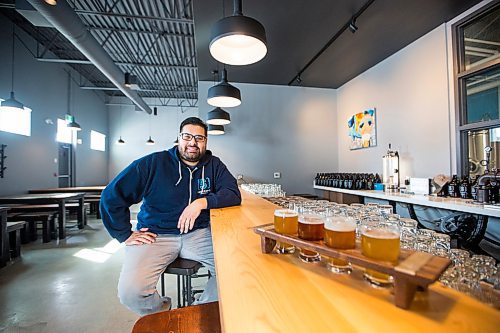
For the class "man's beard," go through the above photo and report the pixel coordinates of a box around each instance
[179,146,205,162]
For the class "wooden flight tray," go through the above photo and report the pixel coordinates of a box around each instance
[254,224,452,309]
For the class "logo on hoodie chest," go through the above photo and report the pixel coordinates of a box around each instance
[197,177,211,195]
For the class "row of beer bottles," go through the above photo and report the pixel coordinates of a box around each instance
[315,173,382,190]
[444,175,499,202]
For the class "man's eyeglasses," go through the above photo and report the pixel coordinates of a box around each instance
[179,132,207,143]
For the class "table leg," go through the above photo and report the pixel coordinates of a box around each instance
[77,197,85,229]
[58,201,67,239]
[0,212,8,267]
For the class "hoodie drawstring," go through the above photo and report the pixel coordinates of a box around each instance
[175,161,182,186]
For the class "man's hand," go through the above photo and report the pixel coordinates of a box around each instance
[178,198,207,234]
[124,228,157,246]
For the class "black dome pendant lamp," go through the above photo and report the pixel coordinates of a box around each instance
[207,108,231,125]
[208,124,225,135]
[207,68,241,108]
[209,0,267,65]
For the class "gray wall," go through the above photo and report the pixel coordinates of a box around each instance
[0,14,108,195]
[336,24,452,180]
[107,97,198,179]
[198,82,338,195]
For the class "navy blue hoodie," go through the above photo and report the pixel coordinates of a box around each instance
[100,147,241,242]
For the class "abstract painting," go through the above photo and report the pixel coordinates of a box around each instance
[347,108,377,150]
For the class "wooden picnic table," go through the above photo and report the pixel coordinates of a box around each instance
[28,186,105,194]
[0,207,9,267]
[0,193,85,239]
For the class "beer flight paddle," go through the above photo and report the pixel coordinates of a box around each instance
[254,224,452,309]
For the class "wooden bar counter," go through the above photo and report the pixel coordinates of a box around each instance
[210,190,499,333]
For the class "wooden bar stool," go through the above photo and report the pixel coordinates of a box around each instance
[132,301,221,333]
[160,257,207,308]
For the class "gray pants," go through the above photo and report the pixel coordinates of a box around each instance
[117,227,217,315]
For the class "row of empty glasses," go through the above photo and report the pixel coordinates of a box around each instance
[267,196,499,307]
[241,183,286,197]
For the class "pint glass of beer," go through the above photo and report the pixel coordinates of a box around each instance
[298,214,324,262]
[273,209,299,254]
[324,216,356,274]
[361,222,400,286]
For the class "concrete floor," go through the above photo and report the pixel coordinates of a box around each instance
[0,218,206,333]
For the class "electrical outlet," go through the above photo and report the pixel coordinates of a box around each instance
[273,172,281,179]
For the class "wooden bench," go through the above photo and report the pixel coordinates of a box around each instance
[7,203,89,239]
[7,221,26,259]
[85,194,101,218]
[132,301,221,333]
[8,212,56,243]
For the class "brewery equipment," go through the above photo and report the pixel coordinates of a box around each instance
[383,144,399,190]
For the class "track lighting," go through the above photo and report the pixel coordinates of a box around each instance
[349,19,358,33]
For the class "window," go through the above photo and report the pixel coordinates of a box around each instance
[0,99,32,136]
[56,118,73,144]
[454,3,500,177]
[90,130,106,151]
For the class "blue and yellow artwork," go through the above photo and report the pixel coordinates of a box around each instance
[347,108,377,150]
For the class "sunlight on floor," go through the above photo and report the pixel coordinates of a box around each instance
[73,239,123,263]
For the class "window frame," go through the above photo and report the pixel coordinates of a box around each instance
[453,1,500,176]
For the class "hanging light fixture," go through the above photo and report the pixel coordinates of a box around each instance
[209,0,267,65]
[1,23,26,112]
[207,107,231,125]
[207,68,241,108]
[208,124,225,135]
[44,0,57,5]
[116,105,126,145]
[146,113,155,145]
[66,114,81,131]
[65,72,81,131]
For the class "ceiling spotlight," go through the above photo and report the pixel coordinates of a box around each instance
[348,19,358,33]
[207,68,241,108]
[207,107,231,125]
[44,0,57,5]
[208,124,225,135]
[153,107,158,116]
[146,136,155,145]
[117,136,125,145]
[209,0,267,65]
[124,72,139,89]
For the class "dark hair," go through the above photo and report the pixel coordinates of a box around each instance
[179,117,208,136]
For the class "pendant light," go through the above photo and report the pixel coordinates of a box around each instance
[209,0,267,65]
[207,68,241,108]
[208,124,225,135]
[1,23,26,112]
[44,0,57,5]
[207,107,231,125]
[146,113,155,145]
[116,105,125,145]
[66,72,81,131]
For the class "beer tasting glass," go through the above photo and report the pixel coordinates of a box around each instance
[298,214,325,262]
[324,216,356,274]
[273,209,299,254]
[361,221,401,287]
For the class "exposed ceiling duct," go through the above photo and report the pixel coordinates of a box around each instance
[26,0,152,114]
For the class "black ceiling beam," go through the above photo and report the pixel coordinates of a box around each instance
[74,9,194,24]
[288,0,375,86]
[89,26,193,38]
